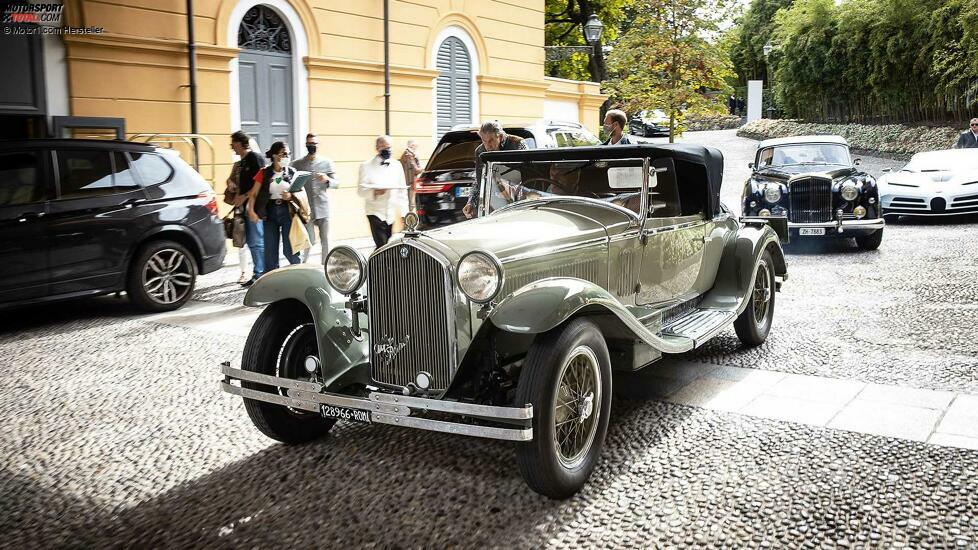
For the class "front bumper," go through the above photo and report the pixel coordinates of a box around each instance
[788,217,884,236]
[221,363,533,441]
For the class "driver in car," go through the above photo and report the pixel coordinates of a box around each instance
[497,163,583,203]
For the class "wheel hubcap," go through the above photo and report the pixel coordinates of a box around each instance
[752,260,771,325]
[553,346,601,469]
[142,248,193,304]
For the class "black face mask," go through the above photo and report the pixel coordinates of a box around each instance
[379,148,392,160]
[306,144,317,155]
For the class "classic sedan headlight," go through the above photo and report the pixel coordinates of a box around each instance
[457,251,503,303]
[325,246,366,294]
[763,185,782,204]
[841,182,859,202]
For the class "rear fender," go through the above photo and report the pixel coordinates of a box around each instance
[487,277,693,354]
[699,224,786,314]
[244,266,370,390]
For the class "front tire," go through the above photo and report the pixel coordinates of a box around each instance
[127,240,197,312]
[515,318,612,499]
[734,251,776,347]
[856,229,883,251]
[241,301,335,444]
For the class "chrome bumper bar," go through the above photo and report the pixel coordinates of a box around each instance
[787,218,885,232]
[220,364,533,442]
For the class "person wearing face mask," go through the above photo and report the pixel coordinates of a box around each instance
[462,121,527,219]
[358,135,409,247]
[602,110,632,146]
[292,133,336,264]
[247,141,302,272]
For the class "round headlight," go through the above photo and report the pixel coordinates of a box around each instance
[457,251,503,304]
[763,185,782,204]
[325,246,365,294]
[759,208,771,217]
[841,182,859,202]
[853,205,867,219]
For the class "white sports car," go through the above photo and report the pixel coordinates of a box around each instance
[878,149,978,218]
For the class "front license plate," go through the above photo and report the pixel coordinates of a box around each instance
[799,228,826,236]
[320,404,371,423]
[455,186,472,198]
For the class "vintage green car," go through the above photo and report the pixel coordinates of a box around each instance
[220,144,787,499]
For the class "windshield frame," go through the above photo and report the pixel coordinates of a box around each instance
[479,157,649,223]
[755,143,852,169]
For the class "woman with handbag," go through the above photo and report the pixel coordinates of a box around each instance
[224,160,251,283]
[246,141,303,272]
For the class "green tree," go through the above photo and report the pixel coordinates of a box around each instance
[605,0,735,142]
[545,0,635,82]
[727,0,794,85]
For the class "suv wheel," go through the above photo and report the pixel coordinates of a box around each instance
[127,240,197,312]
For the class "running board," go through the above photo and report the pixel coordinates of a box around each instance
[659,309,735,347]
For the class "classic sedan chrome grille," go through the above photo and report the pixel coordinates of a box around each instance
[789,177,833,223]
[367,243,454,390]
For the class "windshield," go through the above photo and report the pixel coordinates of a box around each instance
[484,159,646,215]
[904,150,978,172]
[757,144,851,168]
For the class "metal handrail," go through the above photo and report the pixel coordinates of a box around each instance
[129,133,217,187]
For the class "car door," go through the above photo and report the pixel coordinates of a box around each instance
[0,148,53,303]
[636,158,707,306]
[46,148,147,296]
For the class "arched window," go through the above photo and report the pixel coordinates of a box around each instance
[435,36,472,138]
[238,5,291,53]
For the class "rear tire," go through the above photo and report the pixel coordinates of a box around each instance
[241,301,335,444]
[734,251,776,347]
[515,318,612,499]
[127,240,197,312]
[856,229,883,251]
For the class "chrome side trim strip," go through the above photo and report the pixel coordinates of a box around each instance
[221,364,322,393]
[370,392,533,420]
[372,413,533,442]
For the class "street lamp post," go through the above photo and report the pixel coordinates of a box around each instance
[544,13,604,62]
[763,41,777,119]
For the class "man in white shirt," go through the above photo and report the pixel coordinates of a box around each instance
[358,135,408,247]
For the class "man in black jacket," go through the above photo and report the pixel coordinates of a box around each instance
[602,109,633,146]
[955,119,978,149]
[463,121,527,218]
[230,130,266,285]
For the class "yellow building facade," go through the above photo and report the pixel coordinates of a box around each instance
[56,0,606,240]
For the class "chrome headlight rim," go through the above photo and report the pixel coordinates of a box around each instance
[763,184,782,204]
[324,245,366,295]
[840,181,859,202]
[456,250,504,304]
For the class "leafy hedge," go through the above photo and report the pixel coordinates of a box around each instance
[685,115,745,132]
[736,119,962,158]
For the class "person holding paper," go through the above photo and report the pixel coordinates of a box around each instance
[247,141,302,271]
[358,135,408,247]
[293,133,336,264]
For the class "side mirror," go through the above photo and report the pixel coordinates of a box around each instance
[854,158,862,166]
[881,168,892,173]
[748,162,755,170]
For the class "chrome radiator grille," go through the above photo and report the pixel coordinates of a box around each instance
[367,244,454,390]
[789,177,833,223]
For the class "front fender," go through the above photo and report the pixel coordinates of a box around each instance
[488,277,694,354]
[700,224,786,314]
[244,265,371,390]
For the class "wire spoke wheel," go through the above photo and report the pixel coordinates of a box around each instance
[552,346,601,470]
[141,248,193,305]
[752,259,772,325]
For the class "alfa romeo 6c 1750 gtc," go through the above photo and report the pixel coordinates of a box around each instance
[220,144,788,498]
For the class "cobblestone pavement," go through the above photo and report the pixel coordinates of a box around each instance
[2,130,977,548]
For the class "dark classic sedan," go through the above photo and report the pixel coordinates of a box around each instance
[221,144,787,499]
[741,135,884,250]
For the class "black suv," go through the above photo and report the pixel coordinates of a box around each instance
[0,139,225,312]
[415,121,599,227]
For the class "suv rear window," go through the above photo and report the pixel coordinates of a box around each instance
[129,152,173,185]
[425,129,537,172]
[0,151,46,206]
[56,150,116,199]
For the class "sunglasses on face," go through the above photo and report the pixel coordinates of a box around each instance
[971,124,978,127]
